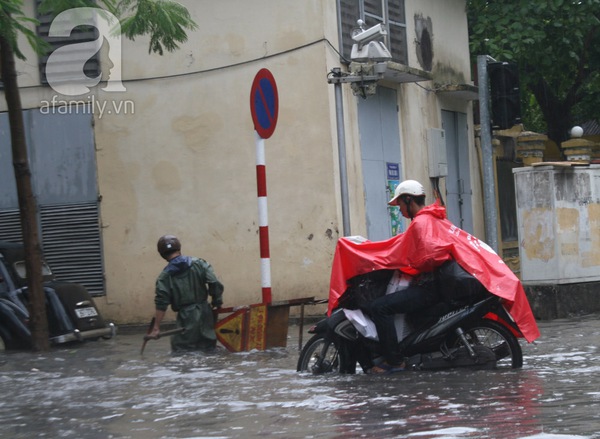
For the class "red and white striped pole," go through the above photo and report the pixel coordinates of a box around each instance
[255,131,272,304]
[250,68,277,305]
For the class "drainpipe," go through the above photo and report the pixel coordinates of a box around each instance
[332,67,351,236]
[477,55,499,253]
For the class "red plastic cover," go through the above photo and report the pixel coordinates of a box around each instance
[328,203,540,342]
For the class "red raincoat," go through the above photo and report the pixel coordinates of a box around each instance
[328,203,540,342]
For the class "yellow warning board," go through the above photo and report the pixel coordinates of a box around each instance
[247,304,267,351]
[215,304,269,352]
[215,309,246,352]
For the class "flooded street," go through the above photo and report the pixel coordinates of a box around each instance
[1,314,599,439]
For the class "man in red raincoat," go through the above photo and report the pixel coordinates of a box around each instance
[367,180,441,372]
[328,180,540,374]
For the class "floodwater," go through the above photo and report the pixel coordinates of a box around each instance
[0,314,599,439]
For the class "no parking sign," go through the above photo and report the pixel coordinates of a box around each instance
[250,69,278,139]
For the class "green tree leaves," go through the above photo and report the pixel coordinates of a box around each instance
[0,0,48,59]
[119,0,197,55]
[468,0,600,141]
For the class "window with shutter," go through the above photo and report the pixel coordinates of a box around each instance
[36,0,101,86]
[338,0,407,65]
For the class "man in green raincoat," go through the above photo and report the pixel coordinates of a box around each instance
[149,235,224,351]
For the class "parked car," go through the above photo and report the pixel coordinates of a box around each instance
[0,241,116,350]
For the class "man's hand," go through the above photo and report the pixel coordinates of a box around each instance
[147,326,160,339]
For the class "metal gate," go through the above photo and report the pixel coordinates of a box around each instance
[0,108,105,295]
[442,110,473,233]
[357,86,403,240]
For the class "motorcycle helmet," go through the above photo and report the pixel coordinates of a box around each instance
[388,179,425,206]
[157,235,181,258]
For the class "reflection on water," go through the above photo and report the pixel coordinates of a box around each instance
[0,316,599,439]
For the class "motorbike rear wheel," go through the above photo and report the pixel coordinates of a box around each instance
[297,334,340,374]
[458,320,523,369]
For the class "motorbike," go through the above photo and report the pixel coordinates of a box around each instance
[297,265,524,374]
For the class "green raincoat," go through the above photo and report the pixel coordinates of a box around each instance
[155,256,224,351]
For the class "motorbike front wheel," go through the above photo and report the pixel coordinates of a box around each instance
[458,320,523,369]
[297,334,340,374]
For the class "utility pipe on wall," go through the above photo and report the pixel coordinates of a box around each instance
[332,67,351,236]
[477,55,499,253]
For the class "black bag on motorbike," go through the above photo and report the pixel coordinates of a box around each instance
[337,269,395,310]
[435,260,486,304]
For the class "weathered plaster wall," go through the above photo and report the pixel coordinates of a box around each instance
[515,165,600,284]
[398,0,482,237]
[91,1,340,323]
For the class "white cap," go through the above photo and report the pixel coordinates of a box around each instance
[388,180,425,205]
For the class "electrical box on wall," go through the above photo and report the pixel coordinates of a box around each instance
[427,128,447,177]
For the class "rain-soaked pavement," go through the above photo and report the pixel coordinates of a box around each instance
[1,313,600,439]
